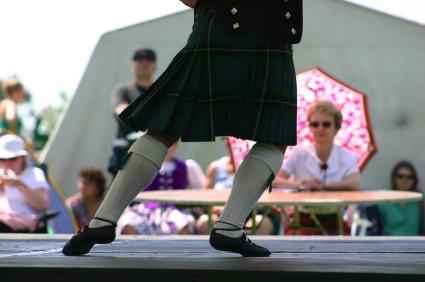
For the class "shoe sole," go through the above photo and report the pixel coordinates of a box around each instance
[62,242,95,256]
[210,241,271,257]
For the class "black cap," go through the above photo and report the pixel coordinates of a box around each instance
[132,48,156,62]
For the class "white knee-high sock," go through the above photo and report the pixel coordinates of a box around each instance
[215,143,285,238]
[89,134,168,228]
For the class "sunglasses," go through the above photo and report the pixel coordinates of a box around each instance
[309,121,332,129]
[395,173,414,180]
[0,157,20,162]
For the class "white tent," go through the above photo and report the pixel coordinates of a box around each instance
[42,0,425,197]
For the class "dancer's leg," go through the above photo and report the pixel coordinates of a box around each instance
[213,143,286,237]
[62,131,179,255]
[90,131,178,228]
[209,143,285,256]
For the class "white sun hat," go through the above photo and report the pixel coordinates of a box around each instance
[0,134,28,159]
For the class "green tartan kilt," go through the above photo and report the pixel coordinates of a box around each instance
[120,1,298,144]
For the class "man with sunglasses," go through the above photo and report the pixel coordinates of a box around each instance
[275,100,361,235]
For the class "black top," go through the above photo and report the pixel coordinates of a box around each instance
[111,81,146,138]
[213,0,303,45]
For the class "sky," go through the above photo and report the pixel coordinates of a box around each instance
[1,0,424,111]
[0,0,187,110]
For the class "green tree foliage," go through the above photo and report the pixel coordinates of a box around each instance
[33,90,70,151]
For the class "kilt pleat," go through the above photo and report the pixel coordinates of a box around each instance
[119,0,298,144]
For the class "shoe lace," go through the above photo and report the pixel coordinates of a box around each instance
[213,221,262,251]
[74,225,88,238]
[245,237,258,249]
[215,220,242,231]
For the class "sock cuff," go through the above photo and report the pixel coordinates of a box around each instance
[245,143,284,177]
[129,134,168,169]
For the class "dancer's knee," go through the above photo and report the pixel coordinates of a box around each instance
[273,144,287,153]
[246,143,286,176]
[146,129,179,148]
[128,133,169,169]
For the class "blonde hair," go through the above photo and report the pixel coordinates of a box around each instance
[307,100,343,130]
[2,79,24,97]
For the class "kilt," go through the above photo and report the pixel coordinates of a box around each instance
[119,0,298,144]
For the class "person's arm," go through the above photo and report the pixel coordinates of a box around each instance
[4,100,19,133]
[273,170,302,188]
[204,162,217,189]
[186,159,206,189]
[20,186,49,211]
[111,86,129,117]
[1,172,49,212]
[114,103,128,116]
[323,172,361,191]
[6,180,48,211]
[274,170,323,190]
[180,0,198,8]
[65,196,73,209]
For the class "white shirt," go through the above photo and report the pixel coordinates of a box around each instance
[283,143,359,185]
[213,156,235,191]
[282,143,359,214]
[0,167,49,215]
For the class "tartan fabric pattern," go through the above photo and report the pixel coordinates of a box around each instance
[120,1,298,144]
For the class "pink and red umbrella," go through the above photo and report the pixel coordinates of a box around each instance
[228,67,377,172]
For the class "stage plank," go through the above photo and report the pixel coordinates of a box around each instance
[0,235,424,282]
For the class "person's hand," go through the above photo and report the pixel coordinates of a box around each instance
[0,175,26,190]
[115,103,129,116]
[212,206,224,215]
[300,176,323,191]
[180,0,198,8]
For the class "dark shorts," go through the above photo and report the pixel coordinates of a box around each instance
[108,139,135,175]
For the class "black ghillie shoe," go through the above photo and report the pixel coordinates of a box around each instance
[62,217,116,256]
[209,221,271,257]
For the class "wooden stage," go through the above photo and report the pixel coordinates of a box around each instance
[0,235,424,282]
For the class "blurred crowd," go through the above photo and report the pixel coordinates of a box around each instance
[1,48,423,236]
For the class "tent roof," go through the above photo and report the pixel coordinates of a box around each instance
[344,0,425,26]
[42,0,425,197]
[102,0,424,39]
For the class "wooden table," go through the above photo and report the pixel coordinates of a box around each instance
[136,190,423,235]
